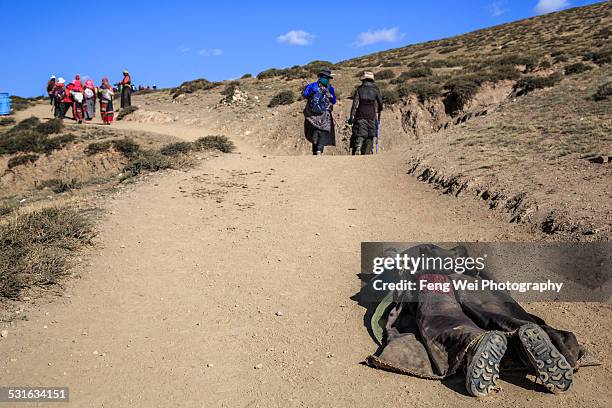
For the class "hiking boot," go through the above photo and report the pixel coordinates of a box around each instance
[518,323,573,394]
[465,331,507,397]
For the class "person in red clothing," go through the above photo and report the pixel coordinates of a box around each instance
[99,77,115,124]
[120,69,132,109]
[66,75,85,123]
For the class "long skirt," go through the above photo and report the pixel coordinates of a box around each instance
[100,99,114,124]
[121,87,131,108]
[73,101,84,122]
[84,98,96,120]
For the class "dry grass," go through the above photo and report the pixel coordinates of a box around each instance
[0,206,95,299]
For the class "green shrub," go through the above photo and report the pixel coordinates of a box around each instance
[84,141,112,156]
[375,69,396,80]
[564,63,593,75]
[583,48,612,65]
[117,106,139,120]
[172,78,221,98]
[381,88,400,105]
[193,135,235,153]
[398,82,443,102]
[160,142,193,156]
[7,154,39,169]
[593,82,612,101]
[514,73,563,95]
[391,67,433,84]
[35,118,64,135]
[241,73,252,79]
[0,118,16,127]
[303,60,334,75]
[268,90,295,107]
[111,138,140,157]
[444,79,480,112]
[0,118,75,155]
[40,134,76,154]
[123,150,171,175]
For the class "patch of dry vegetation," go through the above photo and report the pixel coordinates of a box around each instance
[0,207,94,299]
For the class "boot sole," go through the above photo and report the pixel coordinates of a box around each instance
[465,331,507,397]
[519,323,573,394]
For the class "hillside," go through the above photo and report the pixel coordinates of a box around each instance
[136,2,611,238]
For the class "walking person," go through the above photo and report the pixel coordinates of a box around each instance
[120,69,132,108]
[99,77,114,125]
[348,71,383,155]
[46,75,56,105]
[67,75,85,123]
[303,68,336,156]
[53,78,68,119]
[84,79,97,121]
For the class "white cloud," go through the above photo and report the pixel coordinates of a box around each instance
[490,1,508,17]
[535,0,570,14]
[178,45,190,53]
[277,30,314,46]
[199,48,223,57]
[352,27,404,48]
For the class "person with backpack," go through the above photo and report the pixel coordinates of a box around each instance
[67,75,85,124]
[348,71,384,155]
[53,78,68,119]
[83,79,97,121]
[303,68,337,156]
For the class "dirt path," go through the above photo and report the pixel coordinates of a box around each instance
[1,105,610,407]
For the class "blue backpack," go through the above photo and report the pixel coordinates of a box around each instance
[309,87,330,114]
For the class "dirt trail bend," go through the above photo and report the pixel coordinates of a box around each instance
[1,105,609,408]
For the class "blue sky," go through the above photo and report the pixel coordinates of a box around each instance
[0,0,603,97]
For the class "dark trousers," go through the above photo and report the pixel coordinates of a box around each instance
[351,119,376,155]
[54,102,70,118]
[412,273,580,376]
[311,129,329,155]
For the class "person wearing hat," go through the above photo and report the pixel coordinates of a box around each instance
[47,75,57,105]
[349,71,384,155]
[120,69,132,109]
[52,77,69,119]
[302,68,337,156]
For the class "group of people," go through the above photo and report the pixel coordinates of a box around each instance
[302,68,383,156]
[46,70,133,125]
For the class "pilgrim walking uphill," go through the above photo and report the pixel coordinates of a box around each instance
[302,68,337,156]
[67,75,85,124]
[349,71,384,155]
[99,77,114,125]
[84,79,97,121]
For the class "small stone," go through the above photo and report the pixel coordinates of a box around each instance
[43,325,48,329]
[315,232,320,236]
[254,363,263,369]
[1,330,8,338]
[120,244,126,249]
[93,350,99,355]
[307,361,314,365]
[206,363,214,368]
[275,311,284,317]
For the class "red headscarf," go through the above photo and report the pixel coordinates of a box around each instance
[85,79,95,90]
[72,75,83,91]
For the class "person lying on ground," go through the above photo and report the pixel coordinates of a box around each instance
[363,244,586,398]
